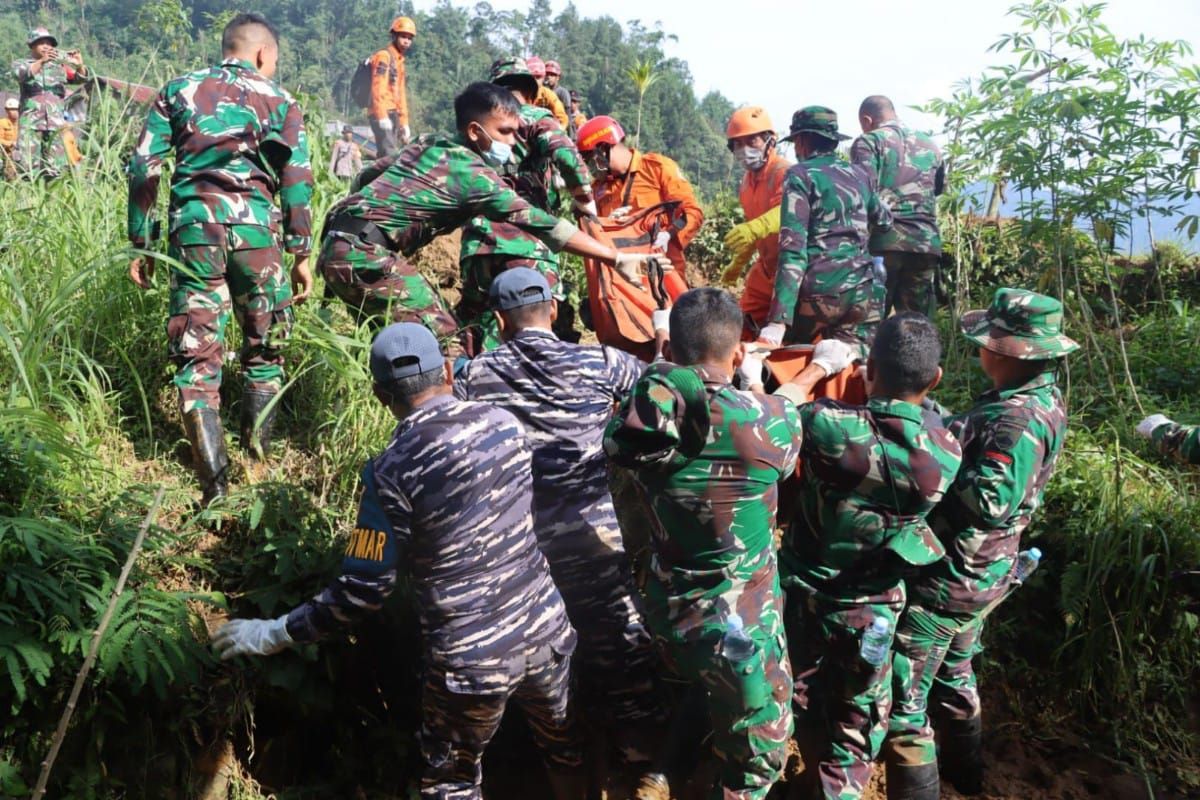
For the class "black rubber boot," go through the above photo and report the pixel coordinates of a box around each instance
[885,760,941,800]
[240,388,279,460]
[939,715,984,795]
[182,408,228,505]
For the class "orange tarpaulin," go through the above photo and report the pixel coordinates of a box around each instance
[579,202,689,361]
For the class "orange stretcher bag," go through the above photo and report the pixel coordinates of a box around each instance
[579,202,690,361]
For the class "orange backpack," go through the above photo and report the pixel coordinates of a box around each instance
[579,202,690,361]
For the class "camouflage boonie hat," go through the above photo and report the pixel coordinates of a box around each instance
[27,27,57,46]
[783,105,850,142]
[961,288,1079,360]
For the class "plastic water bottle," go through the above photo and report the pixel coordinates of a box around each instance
[1014,547,1042,584]
[720,613,756,662]
[872,256,887,286]
[859,616,892,668]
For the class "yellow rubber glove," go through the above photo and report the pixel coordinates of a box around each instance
[723,206,781,254]
[719,248,754,286]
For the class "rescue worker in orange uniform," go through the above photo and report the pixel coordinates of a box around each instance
[368,16,415,157]
[0,98,18,179]
[575,114,705,277]
[721,106,791,334]
[525,56,570,130]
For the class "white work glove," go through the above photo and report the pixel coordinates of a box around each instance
[573,197,598,218]
[1135,413,1172,439]
[737,353,766,387]
[376,116,393,133]
[811,339,858,376]
[610,205,632,221]
[613,252,650,283]
[653,231,672,252]
[399,123,411,143]
[758,323,786,346]
[212,615,293,660]
[652,308,671,332]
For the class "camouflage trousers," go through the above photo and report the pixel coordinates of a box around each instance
[418,643,584,799]
[458,253,562,354]
[886,603,985,768]
[646,569,794,799]
[786,280,882,350]
[881,252,938,320]
[167,225,293,414]
[318,230,459,340]
[785,587,901,800]
[536,499,665,764]
[15,127,74,179]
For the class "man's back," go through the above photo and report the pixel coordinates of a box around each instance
[369,394,572,666]
[457,330,641,505]
[850,120,943,254]
[127,58,312,249]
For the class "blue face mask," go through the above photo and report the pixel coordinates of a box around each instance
[474,125,514,168]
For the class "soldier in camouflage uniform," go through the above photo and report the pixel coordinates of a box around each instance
[318,82,650,351]
[850,96,945,319]
[457,58,596,352]
[12,27,89,179]
[778,313,962,800]
[455,268,666,794]
[886,289,1076,799]
[214,322,588,799]
[604,288,813,799]
[1136,413,1200,463]
[762,107,892,351]
[126,13,314,504]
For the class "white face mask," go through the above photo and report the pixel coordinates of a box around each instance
[735,145,768,171]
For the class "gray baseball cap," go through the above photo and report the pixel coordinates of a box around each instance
[489,267,552,310]
[369,323,444,383]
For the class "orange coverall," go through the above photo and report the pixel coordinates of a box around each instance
[535,85,569,129]
[594,150,705,274]
[738,150,790,326]
[368,44,408,126]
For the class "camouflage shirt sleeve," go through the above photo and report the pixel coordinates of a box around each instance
[127,87,175,246]
[771,165,813,326]
[849,132,883,179]
[533,116,593,199]
[286,461,404,642]
[277,97,314,254]
[1152,421,1200,465]
[467,160,577,250]
[951,416,1044,530]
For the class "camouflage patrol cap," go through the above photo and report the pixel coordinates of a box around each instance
[961,288,1079,360]
[489,57,539,97]
[27,27,57,47]
[370,323,444,383]
[783,105,850,142]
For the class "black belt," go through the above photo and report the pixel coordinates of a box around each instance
[327,213,394,250]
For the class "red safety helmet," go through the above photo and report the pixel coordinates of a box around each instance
[525,56,546,79]
[544,60,562,77]
[576,115,625,152]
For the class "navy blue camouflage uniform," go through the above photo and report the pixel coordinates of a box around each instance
[288,394,582,798]
[454,329,664,761]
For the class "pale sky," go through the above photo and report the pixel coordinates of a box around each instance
[411,0,1200,140]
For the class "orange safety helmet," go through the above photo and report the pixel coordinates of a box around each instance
[525,56,546,79]
[544,59,562,77]
[726,106,774,141]
[576,115,625,152]
[390,16,417,35]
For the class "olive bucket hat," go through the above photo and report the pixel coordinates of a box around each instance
[961,288,1080,360]
[783,105,850,142]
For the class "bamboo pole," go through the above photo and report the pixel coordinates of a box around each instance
[31,486,166,800]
